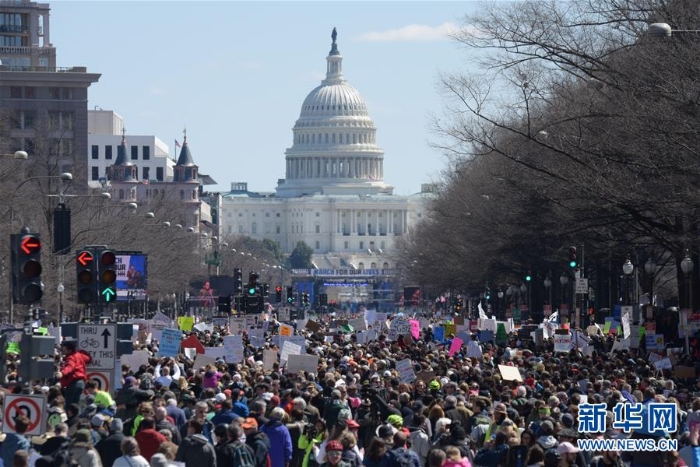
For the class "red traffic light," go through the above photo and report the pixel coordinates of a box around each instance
[276,286,282,293]
[100,251,116,266]
[77,251,94,266]
[20,236,41,255]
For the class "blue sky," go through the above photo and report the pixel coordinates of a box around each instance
[51,1,483,195]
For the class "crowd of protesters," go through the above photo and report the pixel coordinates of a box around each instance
[0,308,695,467]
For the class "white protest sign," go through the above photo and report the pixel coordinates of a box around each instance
[554,332,572,353]
[622,312,631,339]
[120,350,149,371]
[356,330,377,345]
[498,365,523,381]
[229,317,246,335]
[364,309,377,324]
[287,354,318,374]
[205,347,227,360]
[280,341,302,364]
[654,358,672,370]
[263,349,278,371]
[348,318,367,331]
[396,359,416,383]
[193,354,217,370]
[183,347,196,360]
[223,335,244,363]
[388,318,411,341]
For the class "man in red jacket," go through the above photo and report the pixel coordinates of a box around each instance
[56,340,92,407]
[134,417,167,461]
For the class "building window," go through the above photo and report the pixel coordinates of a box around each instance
[91,167,99,180]
[276,225,281,234]
[131,145,138,160]
[239,225,244,234]
[179,190,184,199]
[142,146,150,160]
[156,167,163,181]
[276,213,280,217]
[62,88,74,99]
[383,262,389,269]
[10,87,21,98]
[315,225,320,234]
[371,262,377,269]
[381,241,385,249]
[315,241,320,250]
[344,241,349,249]
[359,241,364,250]
[265,213,270,217]
[91,145,99,160]
[23,111,35,129]
[252,222,257,234]
[316,212,320,217]
[49,87,60,99]
[358,262,365,270]
[24,87,35,99]
[105,146,113,160]
[192,190,196,200]
[143,167,149,181]
[119,189,124,200]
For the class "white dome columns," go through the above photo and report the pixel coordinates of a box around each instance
[286,155,383,180]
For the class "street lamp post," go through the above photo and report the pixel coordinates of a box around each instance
[623,256,634,308]
[681,250,694,353]
[544,275,552,319]
[560,273,569,322]
[57,283,64,324]
[644,257,656,325]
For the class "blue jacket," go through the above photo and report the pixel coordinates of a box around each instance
[211,408,239,426]
[0,433,29,467]
[233,400,250,418]
[260,418,293,467]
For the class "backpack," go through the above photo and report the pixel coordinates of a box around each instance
[232,441,258,467]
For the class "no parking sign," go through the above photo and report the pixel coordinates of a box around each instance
[2,394,46,436]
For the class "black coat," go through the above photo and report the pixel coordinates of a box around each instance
[95,432,125,467]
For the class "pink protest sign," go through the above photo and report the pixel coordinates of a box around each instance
[449,337,464,357]
[410,320,420,339]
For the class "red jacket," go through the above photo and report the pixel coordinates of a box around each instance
[59,350,92,387]
[135,428,168,461]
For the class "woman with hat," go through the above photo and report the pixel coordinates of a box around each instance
[68,429,102,467]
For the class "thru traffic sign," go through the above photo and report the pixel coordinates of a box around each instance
[78,324,116,370]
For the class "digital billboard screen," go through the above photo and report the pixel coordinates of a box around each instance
[115,253,148,301]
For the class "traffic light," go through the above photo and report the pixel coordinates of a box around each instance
[275,286,283,303]
[12,232,43,304]
[262,283,270,297]
[302,293,310,307]
[525,273,532,282]
[98,249,117,304]
[287,286,294,304]
[247,272,258,296]
[568,246,578,269]
[319,293,328,306]
[234,268,243,295]
[76,249,97,305]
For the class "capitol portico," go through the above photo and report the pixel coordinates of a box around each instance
[218,30,431,270]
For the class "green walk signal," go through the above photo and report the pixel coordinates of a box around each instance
[569,260,577,268]
[525,275,532,282]
[101,287,116,302]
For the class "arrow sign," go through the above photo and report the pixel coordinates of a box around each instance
[21,237,41,254]
[77,251,93,266]
[101,288,115,302]
[101,328,111,348]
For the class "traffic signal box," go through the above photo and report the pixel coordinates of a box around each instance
[76,249,97,305]
[568,246,578,269]
[98,250,117,304]
[275,286,283,303]
[12,232,43,305]
[247,272,258,296]
[234,268,243,295]
[287,287,294,304]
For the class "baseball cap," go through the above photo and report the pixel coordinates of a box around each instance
[327,440,343,452]
[346,419,360,429]
[558,442,580,454]
[215,393,227,403]
[241,418,258,430]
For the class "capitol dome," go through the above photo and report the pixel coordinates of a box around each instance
[277,29,392,198]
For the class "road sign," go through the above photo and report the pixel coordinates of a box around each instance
[86,370,113,394]
[3,394,46,436]
[78,324,116,370]
[575,277,589,294]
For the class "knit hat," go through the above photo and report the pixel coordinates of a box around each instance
[74,429,92,444]
[110,418,123,433]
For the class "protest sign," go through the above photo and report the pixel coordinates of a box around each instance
[433,327,445,342]
[193,354,217,370]
[158,328,182,358]
[305,320,321,333]
[279,324,293,337]
[229,317,246,335]
[205,347,227,360]
[263,349,278,371]
[280,341,302,364]
[554,331,572,353]
[287,354,318,375]
[449,337,463,357]
[499,365,523,382]
[410,320,421,339]
[121,350,149,370]
[654,358,672,371]
[388,318,411,341]
[183,348,196,360]
[396,359,416,383]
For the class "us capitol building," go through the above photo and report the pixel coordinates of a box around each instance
[218,29,432,274]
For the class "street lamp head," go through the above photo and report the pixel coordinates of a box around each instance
[644,257,657,275]
[560,273,569,285]
[57,283,64,293]
[145,212,155,219]
[681,250,694,275]
[12,151,28,160]
[520,283,527,293]
[623,257,634,275]
[497,291,504,299]
[127,203,138,211]
[187,227,195,233]
[162,221,171,227]
[648,22,673,37]
[100,192,111,199]
[544,277,552,288]
[175,224,183,229]
[60,173,73,181]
